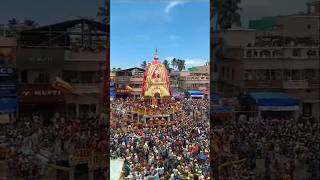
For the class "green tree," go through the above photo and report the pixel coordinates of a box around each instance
[97,0,109,25]
[212,0,242,29]
[163,60,170,72]
[176,59,186,71]
[22,20,38,27]
[7,18,19,29]
[171,58,185,71]
[171,58,178,70]
[141,61,147,69]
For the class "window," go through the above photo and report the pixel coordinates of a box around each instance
[231,69,235,81]
[284,70,291,80]
[34,72,50,83]
[244,71,249,80]
[64,71,79,83]
[79,104,90,120]
[80,71,96,83]
[291,70,301,80]
[270,70,276,80]
[90,104,96,113]
[275,70,282,80]
[292,49,301,57]
[246,50,252,57]
[222,66,225,79]
[226,67,230,80]
[21,71,28,83]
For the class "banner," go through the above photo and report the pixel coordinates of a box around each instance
[0,97,17,113]
[0,67,17,97]
[0,47,16,65]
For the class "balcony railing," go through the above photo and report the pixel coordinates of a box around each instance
[71,83,103,94]
[64,50,106,61]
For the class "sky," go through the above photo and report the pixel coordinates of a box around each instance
[110,0,210,69]
[0,0,310,69]
[0,0,104,26]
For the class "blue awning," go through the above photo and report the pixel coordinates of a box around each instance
[248,92,299,107]
[0,97,17,113]
[110,88,116,97]
[188,90,204,95]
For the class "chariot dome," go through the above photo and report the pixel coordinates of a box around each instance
[142,49,171,98]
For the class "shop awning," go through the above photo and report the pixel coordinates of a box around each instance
[110,88,116,97]
[248,92,299,111]
[188,90,204,96]
[0,97,17,113]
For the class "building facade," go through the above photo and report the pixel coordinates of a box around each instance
[16,19,107,120]
[179,64,210,96]
[114,67,144,98]
[215,2,320,118]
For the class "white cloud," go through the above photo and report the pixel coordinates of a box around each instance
[165,0,188,15]
[165,56,208,67]
[165,56,176,61]
[185,59,208,67]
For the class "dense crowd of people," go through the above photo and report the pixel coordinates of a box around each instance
[1,111,107,179]
[213,114,320,180]
[110,97,210,179]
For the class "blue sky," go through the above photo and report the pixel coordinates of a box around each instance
[110,0,210,69]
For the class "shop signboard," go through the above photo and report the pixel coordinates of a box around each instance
[17,84,65,103]
[16,48,64,70]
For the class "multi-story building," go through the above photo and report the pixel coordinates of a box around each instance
[16,19,107,119]
[214,1,320,118]
[114,67,144,98]
[179,64,210,96]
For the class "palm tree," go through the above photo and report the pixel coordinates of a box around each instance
[163,60,171,73]
[7,18,19,26]
[171,58,178,70]
[22,20,38,27]
[212,0,242,29]
[141,61,147,69]
[97,0,109,25]
[176,59,186,71]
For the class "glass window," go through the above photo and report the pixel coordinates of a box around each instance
[292,49,301,57]
[21,71,28,83]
